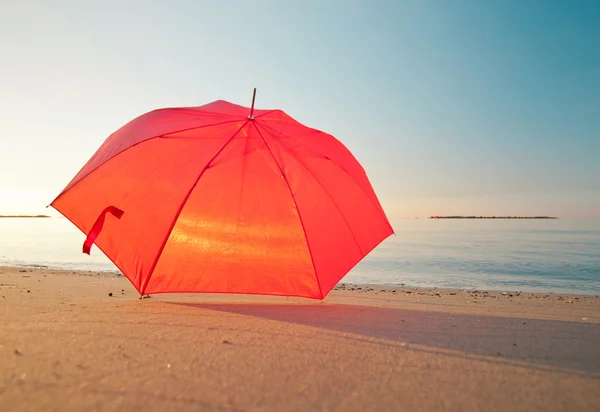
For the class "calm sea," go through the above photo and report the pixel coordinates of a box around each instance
[1,217,599,295]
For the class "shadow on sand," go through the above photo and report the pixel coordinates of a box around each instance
[167,302,600,377]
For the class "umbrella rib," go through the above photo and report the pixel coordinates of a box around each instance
[163,107,244,118]
[112,136,218,208]
[259,127,365,257]
[51,118,244,205]
[252,123,323,299]
[255,121,393,233]
[139,120,251,295]
[254,109,280,119]
[232,124,250,260]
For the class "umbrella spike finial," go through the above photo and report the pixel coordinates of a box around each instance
[249,87,257,119]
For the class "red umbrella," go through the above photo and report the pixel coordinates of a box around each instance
[51,91,393,299]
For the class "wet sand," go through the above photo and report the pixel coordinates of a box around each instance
[1,266,599,411]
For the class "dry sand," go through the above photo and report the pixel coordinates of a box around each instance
[1,266,599,411]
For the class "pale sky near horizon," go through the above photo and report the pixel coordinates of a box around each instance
[1,0,599,218]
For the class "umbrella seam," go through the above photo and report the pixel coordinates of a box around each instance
[252,123,323,300]
[54,133,236,291]
[159,102,278,119]
[254,109,280,119]
[140,120,251,295]
[258,121,375,200]
[230,125,250,289]
[256,121,393,233]
[265,132,365,257]
[147,108,239,119]
[235,127,250,228]
[157,107,245,118]
[112,136,219,208]
[51,118,244,205]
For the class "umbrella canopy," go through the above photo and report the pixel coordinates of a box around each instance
[51,95,393,299]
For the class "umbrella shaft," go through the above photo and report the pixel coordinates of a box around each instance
[249,87,257,119]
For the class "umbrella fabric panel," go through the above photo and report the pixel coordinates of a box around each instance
[147,123,319,297]
[52,121,245,291]
[259,127,393,294]
[255,111,387,218]
[57,102,251,197]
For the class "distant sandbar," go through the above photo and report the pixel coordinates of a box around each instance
[0,215,51,218]
[430,216,558,219]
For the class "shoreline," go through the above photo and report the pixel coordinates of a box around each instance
[2,265,599,320]
[3,264,598,297]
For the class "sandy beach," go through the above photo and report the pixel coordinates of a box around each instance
[1,266,599,411]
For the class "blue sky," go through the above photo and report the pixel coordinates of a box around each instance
[1,0,598,217]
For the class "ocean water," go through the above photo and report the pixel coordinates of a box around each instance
[1,217,599,295]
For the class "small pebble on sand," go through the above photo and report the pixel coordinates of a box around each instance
[108,292,113,297]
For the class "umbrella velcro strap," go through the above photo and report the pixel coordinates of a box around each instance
[83,206,124,255]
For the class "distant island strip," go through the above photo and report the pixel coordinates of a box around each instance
[0,215,52,218]
[429,216,558,219]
